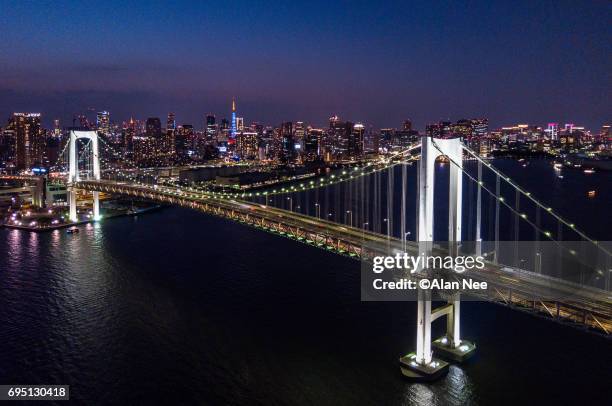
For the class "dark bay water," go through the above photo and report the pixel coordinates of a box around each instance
[0,160,610,405]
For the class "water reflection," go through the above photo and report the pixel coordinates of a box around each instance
[401,365,473,405]
[0,159,610,405]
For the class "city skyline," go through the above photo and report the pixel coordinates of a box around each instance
[1,1,610,402]
[2,103,608,134]
[1,0,610,130]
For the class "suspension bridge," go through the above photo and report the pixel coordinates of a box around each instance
[7,130,612,380]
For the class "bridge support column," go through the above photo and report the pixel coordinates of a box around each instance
[416,289,432,364]
[69,189,77,222]
[400,136,475,381]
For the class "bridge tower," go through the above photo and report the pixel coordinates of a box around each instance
[400,135,476,381]
[67,130,101,222]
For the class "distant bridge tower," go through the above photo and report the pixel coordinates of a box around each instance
[67,130,101,222]
[401,134,476,380]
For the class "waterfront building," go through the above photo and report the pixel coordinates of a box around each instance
[6,113,44,170]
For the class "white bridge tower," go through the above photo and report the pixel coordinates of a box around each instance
[401,135,476,381]
[67,130,101,222]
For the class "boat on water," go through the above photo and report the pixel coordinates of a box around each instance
[66,227,80,234]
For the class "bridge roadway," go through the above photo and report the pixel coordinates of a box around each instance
[74,179,612,336]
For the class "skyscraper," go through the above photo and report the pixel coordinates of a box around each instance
[53,119,61,137]
[166,113,176,156]
[167,113,176,132]
[470,118,488,138]
[304,128,323,161]
[123,118,136,152]
[0,127,16,169]
[146,117,162,138]
[349,123,365,159]
[279,122,295,162]
[546,123,559,141]
[7,113,43,170]
[205,114,216,143]
[96,111,110,135]
[231,97,237,142]
[328,115,354,159]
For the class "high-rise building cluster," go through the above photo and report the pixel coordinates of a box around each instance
[0,100,610,173]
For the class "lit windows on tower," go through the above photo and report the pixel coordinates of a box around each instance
[546,123,558,141]
[96,111,110,135]
[231,97,237,142]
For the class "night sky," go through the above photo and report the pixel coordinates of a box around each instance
[0,0,609,130]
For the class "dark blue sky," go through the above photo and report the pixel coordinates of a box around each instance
[0,0,609,130]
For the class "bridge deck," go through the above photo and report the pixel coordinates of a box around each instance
[74,180,612,336]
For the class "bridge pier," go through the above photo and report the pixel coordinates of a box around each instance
[69,188,78,222]
[400,135,476,381]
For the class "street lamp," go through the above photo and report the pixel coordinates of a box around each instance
[346,210,352,226]
[315,203,320,219]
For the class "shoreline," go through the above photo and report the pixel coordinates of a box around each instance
[1,205,165,233]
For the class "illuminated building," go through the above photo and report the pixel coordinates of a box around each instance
[7,113,43,170]
[328,115,354,160]
[237,131,258,159]
[144,117,164,161]
[379,128,394,151]
[349,123,365,159]
[294,121,305,150]
[304,128,323,161]
[205,114,216,143]
[123,118,137,152]
[0,128,16,169]
[53,119,61,137]
[279,122,295,163]
[500,124,535,144]
[96,111,110,135]
[426,123,441,138]
[133,135,156,164]
[165,113,176,156]
[546,123,558,141]
[176,124,195,159]
[470,119,488,138]
[395,120,419,149]
[364,129,380,154]
[231,97,237,141]
[599,124,610,149]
